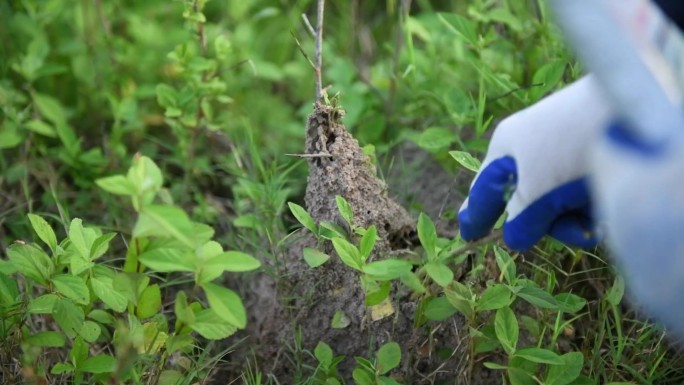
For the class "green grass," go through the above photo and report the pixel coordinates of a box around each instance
[1,0,683,384]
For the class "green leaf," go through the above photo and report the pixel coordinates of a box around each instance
[202,282,247,328]
[27,293,58,314]
[332,237,362,270]
[33,92,66,124]
[288,202,318,235]
[96,175,135,196]
[363,279,390,306]
[352,367,374,385]
[494,246,516,283]
[53,298,85,339]
[478,284,511,311]
[90,276,128,312]
[362,259,412,280]
[205,251,261,272]
[137,284,162,319]
[508,366,536,385]
[69,218,90,258]
[449,151,482,173]
[113,272,149,304]
[438,13,478,46]
[425,262,453,287]
[155,84,177,108]
[190,308,238,340]
[134,205,195,248]
[331,309,351,329]
[27,214,57,253]
[51,363,74,375]
[90,232,117,261]
[417,213,437,260]
[302,247,331,268]
[52,274,90,305]
[88,310,115,325]
[514,348,564,365]
[376,342,401,374]
[78,320,101,343]
[319,221,347,240]
[138,248,195,272]
[79,354,116,374]
[517,287,559,310]
[494,307,518,355]
[424,296,457,321]
[399,272,426,293]
[359,225,377,260]
[417,127,457,150]
[555,293,587,314]
[159,370,184,385]
[315,341,334,366]
[7,243,53,284]
[24,119,56,137]
[26,331,66,347]
[335,195,354,225]
[0,273,19,306]
[605,276,625,306]
[445,282,475,319]
[545,352,584,385]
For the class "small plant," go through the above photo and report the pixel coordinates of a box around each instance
[352,341,402,385]
[1,155,259,383]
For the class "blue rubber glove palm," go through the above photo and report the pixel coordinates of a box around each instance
[459,76,613,250]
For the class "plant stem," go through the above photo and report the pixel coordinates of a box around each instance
[314,0,325,101]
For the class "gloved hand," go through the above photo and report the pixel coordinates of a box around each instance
[459,75,613,251]
[591,122,684,335]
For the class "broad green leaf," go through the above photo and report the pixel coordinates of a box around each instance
[363,279,390,307]
[165,334,194,354]
[417,213,437,260]
[425,262,453,287]
[605,276,625,306]
[142,322,168,354]
[69,218,90,258]
[494,246,516,283]
[27,214,57,253]
[417,127,457,150]
[202,282,246,328]
[192,223,215,245]
[159,370,184,385]
[332,237,362,270]
[138,248,195,272]
[136,284,162,319]
[477,284,511,311]
[88,310,115,325]
[424,296,457,321]
[90,232,117,261]
[319,221,347,240]
[445,282,475,319]
[494,307,518,355]
[399,272,426,293]
[555,293,587,314]
[205,251,261,272]
[127,156,163,200]
[331,309,350,329]
[95,175,135,196]
[0,273,19,306]
[196,240,223,260]
[545,352,584,385]
[190,308,237,339]
[7,243,53,284]
[335,195,354,225]
[315,341,334,366]
[438,13,477,45]
[24,119,56,137]
[90,276,128,312]
[51,363,74,374]
[27,293,58,314]
[53,298,85,338]
[359,225,377,260]
[362,259,412,280]
[26,331,66,347]
[517,287,559,310]
[376,342,401,374]
[303,247,331,268]
[508,366,536,385]
[449,151,481,173]
[78,320,101,343]
[352,367,374,385]
[155,84,177,108]
[33,92,66,124]
[113,272,149,304]
[288,202,318,235]
[514,348,563,365]
[79,354,116,374]
[134,205,194,248]
[52,274,90,305]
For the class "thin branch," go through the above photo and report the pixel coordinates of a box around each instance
[314,0,325,101]
[290,31,316,69]
[450,229,504,257]
[301,13,316,37]
[285,152,333,158]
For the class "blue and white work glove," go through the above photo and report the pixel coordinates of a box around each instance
[591,122,684,335]
[459,76,613,250]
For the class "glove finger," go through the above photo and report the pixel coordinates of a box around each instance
[503,178,590,251]
[548,207,599,248]
[459,156,517,241]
